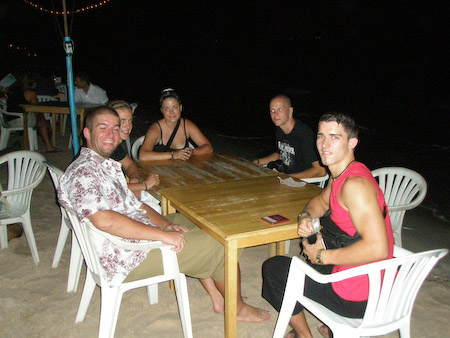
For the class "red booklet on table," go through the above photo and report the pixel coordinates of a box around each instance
[261,214,290,226]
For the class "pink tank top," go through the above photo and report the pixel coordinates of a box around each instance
[330,162,394,301]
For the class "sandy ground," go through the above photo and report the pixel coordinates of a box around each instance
[0,130,449,338]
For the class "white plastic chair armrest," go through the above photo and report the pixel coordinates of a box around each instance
[393,245,413,257]
[1,184,36,197]
[301,175,329,183]
[388,204,417,212]
[3,111,23,118]
[294,245,413,285]
[294,260,372,285]
[0,166,46,196]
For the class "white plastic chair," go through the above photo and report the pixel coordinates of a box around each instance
[301,174,329,188]
[125,102,138,156]
[0,151,46,265]
[0,98,38,151]
[285,174,329,254]
[65,208,193,338]
[372,167,427,247]
[44,162,83,292]
[131,135,145,162]
[273,246,448,338]
[37,94,59,129]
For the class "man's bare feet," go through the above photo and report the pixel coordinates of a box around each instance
[200,278,225,313]
[212,296,248,313]
[212,299,225,313]
[237,303,271,322]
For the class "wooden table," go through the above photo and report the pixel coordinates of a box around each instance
[20,102,99,149]
[159,175,322,337]
[138,153,279,203]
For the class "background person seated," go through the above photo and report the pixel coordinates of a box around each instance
[74,71,108,105]
[139,88,213,161]
[1,71,58,152]
[253,95,326,179]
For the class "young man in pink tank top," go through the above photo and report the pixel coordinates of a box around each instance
[262,112,394,338]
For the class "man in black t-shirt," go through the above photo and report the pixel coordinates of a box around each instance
[253,95,326,179]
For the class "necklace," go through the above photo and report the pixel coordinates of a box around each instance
[332,160,356,180]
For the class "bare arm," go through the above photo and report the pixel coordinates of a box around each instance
[138,202,188,233]
[88,210,186,252]
[138,123,194,161]
[138,123,172,161]
[289,161,327,179]
[185,119,213,155]
[253,152,280,166]
[119,155,159,194]
[302,177,390,266]
[298,183,331,234]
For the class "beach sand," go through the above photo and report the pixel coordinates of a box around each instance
[0,128,449,338]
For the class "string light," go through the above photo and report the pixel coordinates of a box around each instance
[23,0,111,15]
[7,43,37,57]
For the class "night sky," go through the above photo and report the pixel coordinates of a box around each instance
[1,0,450,143]
[2,0,450,220]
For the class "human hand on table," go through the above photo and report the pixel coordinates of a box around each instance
[144,173,160,189]
[174,148,193,161]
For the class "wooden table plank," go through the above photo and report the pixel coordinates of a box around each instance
[138,153,278,198]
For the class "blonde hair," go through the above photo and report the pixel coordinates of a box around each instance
[107,100,131,111]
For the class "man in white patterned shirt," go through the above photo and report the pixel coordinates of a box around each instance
[58,106,270,322]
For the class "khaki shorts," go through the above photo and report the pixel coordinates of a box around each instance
[125,213,225,282]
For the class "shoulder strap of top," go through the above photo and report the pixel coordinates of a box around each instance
[166,119,181,148]
[183,118,190,147]
[156,121,163,144]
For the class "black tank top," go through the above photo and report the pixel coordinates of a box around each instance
[153,118,192,152]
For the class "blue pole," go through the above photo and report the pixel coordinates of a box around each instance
[64,37,79,155]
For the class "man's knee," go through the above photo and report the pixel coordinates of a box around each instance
[263,255,292,281]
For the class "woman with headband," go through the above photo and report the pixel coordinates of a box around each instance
[139,88,213,161]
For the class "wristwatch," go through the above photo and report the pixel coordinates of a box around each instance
[316,249,325,265]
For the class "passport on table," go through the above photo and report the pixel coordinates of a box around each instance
[261,214,290,226]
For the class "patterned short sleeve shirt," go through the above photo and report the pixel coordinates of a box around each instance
[58,147,153,286]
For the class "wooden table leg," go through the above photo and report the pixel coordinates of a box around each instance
[23,111,29,150]
[161,196,175,216]
[276,241,286,256]
[161,197,168,216]
[225,240,238,338]
[60,115,64,134]
[268,243,277,257]
[51,113,57,147]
